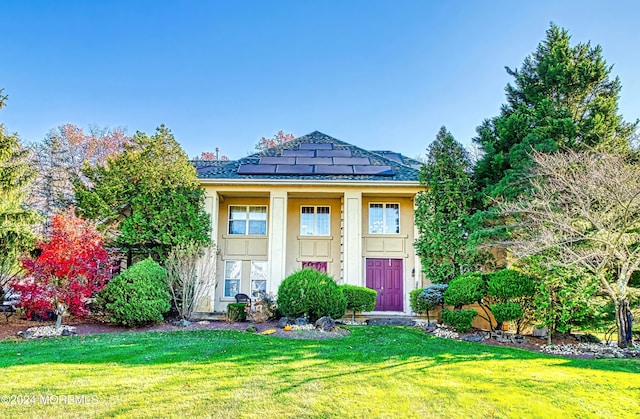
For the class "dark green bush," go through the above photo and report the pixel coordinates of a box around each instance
[99,258,171,326]
[490,302,523,324]
[410,288,427,314]
[443,272,485,308]
[277,268,347,322]
[341,285,377,320]
[442,309,477,332]
[228,303,247,322]
[486,269,535,299]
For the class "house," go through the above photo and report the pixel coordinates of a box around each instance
[194,131,425,316]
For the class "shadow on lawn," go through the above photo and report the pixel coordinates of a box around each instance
[0,326,638,375]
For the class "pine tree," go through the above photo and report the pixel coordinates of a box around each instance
[474,23,637,202]
[414,127,476,283]
[0,89,39,298]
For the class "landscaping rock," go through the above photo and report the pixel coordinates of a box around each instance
[18,325,77,339]
[294,317,308,326]
[315,316,335,332]
[172,319,192,328]
[461,333,485,343]
[277,317,290,328]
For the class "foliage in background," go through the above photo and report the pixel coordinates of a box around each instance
[503,151,640,347]
[165,242,217,320]
[277,268,346,322]
[0,89,39,300]
[99,258,171,326]
[30,124,129,233]
[340,284,377,321]
[12,210,112,327]
[255,130,295,152]
[414,126,479,283]
[75,125,211,263]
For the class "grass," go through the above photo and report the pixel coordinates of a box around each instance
[0,326,639,418]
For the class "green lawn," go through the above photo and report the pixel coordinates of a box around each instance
[0,327,639,418]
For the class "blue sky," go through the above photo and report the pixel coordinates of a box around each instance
[1,1,639,159]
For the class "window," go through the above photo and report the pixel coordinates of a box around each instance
[229,206,267,235]
[302,261,327,273]
[369,203,400,234]
[250,261,267,298]
[300,206,330,236]
[224,261,241,298]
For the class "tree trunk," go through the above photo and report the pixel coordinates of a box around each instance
[615,299,633,349]
[55,303,66,329]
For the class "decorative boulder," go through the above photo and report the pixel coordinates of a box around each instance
[315,316,335,332]
[294,317,308,326]
[277,317,290,328]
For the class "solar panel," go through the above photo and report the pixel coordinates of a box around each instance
[353,165,394,175]
[276,165,314,174]
[333,157,370,165]
[237,164,277,174]
[316,149,352,157]
[299,143,333,150]
[296,157,333,165]
[314,165,354,174]
[282,150,315,157]
[259,157,296,165]
[381,152,404,164]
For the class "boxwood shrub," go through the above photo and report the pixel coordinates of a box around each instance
[277,268,346,322]
[227,303,247,322]
[442,309,477,332]
[443,272,485,308]
[99,258,171,326]
[340,285,377,320]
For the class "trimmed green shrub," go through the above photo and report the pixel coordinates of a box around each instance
[490,302,523,324]
[410,289,427,314]
[99,258,171,326]
[277,268,347,322]
[486,269,535,299]
[442,309,477,332]
[341,285,377,321]
[443,272,485,308]
[228,303,247,322]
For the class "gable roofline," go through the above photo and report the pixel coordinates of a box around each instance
[196,131,420,182]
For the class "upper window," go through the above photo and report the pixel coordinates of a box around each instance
[229,206,267,235]
[300,206,330,236]
[369,203,400,234]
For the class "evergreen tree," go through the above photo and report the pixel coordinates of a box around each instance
[474,23,636,202]
[414,127,476,283]
[0,89,39,298]
[75,125,211,263]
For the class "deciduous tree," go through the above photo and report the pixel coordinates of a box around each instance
[502,150,640,348]
[30,124,129,232]
[255,130,295,152]
[12,210,113,327]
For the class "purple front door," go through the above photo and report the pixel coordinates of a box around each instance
[365,258,403,311]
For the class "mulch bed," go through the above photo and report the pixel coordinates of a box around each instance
[0,315,349,341]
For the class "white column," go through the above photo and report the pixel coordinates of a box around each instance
[343,191,362,285]
[203,190,220,312]
[268,191,288,294]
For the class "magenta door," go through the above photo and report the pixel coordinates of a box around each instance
[365,258,403,311]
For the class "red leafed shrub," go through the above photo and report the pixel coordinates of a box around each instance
[12,210,114,322]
